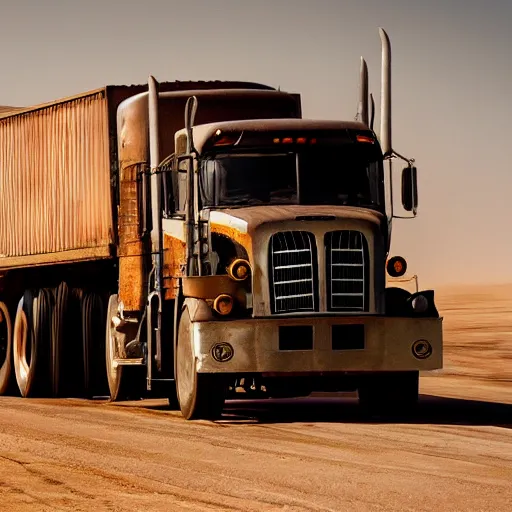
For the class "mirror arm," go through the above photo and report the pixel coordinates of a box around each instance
[386,149,415,167]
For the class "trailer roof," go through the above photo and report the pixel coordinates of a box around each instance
[0,80,277,120]
[0,105,23,116]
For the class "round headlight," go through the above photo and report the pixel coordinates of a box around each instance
[227,259,251,281]
[411,294,429,313]
[412,339,432,359]
[213,294,234,316]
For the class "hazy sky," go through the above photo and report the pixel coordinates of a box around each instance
[0,0,511,287]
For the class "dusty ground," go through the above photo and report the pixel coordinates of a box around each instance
[0,284,511,511]
[422,283,512,404]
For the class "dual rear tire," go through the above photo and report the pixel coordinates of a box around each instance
[0,301,15,395]
[1,284,108,398]
[13,289,53,397]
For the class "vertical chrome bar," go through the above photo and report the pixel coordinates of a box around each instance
[356,57,369,126]
[148,76,163,374]
[379,28,392,157]
[184,96,198,276]
[148,75,162,285]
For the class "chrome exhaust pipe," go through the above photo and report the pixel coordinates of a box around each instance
[356,57,369,126]
[148,75,162,256]
[379,27,392,157]
[184,96,199,275]
[148,76,163,377]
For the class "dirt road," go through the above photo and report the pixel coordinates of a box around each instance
[0,285,511,512]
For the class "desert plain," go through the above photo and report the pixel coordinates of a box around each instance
[0,283,510,511]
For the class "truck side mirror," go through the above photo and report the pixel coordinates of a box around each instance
[401,165,418,213]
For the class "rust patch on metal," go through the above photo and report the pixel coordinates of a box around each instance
[0,93,113,266]
[211,223,252,257]
[118,240,145,312]
[117,159,146,311]
[163,233,186,300]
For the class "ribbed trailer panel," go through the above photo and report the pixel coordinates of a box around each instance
[0,92,113,268]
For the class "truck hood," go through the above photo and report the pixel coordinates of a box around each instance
[209,205,384,235]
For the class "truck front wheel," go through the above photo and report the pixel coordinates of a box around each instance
[176,308,226,420]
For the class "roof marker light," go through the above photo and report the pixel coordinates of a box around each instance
[356,134,374,144]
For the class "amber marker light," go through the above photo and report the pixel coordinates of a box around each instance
[273,136,311,144]
[227,259,251,281]
[356,134,375,144]
[386,256,407,278]
[213,294,234,316]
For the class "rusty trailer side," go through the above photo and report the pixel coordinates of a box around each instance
[0,90,115,269]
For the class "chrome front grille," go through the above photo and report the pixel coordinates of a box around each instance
[269,231,317,314]
[325,231,368,311]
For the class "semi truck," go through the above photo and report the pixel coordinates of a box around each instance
[0,28,442,419]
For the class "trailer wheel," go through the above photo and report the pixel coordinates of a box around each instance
[51,282,69,397]
[358,371,419,417]
[51,282,83,397]
[0,301,14,395]
[83,292,108,398]
[105,294,144,401]
[176,308,226,420]
[13,289,53,397]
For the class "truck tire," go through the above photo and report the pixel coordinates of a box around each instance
[13,289,53,397]
[358,371,419,417]
[0,301,14,395]
[82,292,108,398]
[51,282,84,397]
[175,308,226,420]
[105,294,144,401]
[51,282,69,397]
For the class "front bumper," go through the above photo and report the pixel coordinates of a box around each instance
[193,315,443,373]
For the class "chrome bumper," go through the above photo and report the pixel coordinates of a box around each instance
[192,315,443,374]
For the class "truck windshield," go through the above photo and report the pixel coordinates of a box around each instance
[199,147,384,210]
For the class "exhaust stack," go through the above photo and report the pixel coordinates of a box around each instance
[148,75,162,256]
[379,27,392,157]
[184,96,199,275]
[356,57,369,126]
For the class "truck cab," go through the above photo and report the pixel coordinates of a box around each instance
[105,28,443,420]
[154,116,442,419]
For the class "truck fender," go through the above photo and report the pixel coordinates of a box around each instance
[173,297,214,378]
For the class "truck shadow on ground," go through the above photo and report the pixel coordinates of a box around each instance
[216,395,512,428]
